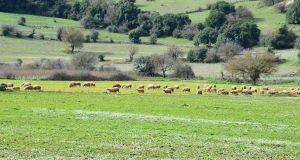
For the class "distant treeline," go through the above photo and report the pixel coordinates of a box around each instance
[0,0,70,18]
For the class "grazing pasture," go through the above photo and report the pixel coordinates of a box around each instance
[0,82,299,159]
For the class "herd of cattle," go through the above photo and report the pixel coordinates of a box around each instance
[1,81,300,96]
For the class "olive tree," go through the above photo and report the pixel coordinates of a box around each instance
[62,28,84,53]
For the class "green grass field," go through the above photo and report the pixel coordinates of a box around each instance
[0,80,299,159]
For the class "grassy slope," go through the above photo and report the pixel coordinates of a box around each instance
[0,37,191,62]
[0,12,191,45]
[0,90,299,159]
[189,1,300,34]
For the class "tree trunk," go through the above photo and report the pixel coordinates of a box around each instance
[71,44,75,53]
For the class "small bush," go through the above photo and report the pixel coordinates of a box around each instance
[1,25,15,36]
[57,27,64,41]
[90,29,99,42]
[18,17,26,26]
[98,55,105,62]
[129,28,142,44]
[271,25,297,49]
[71,52,98,70]
[149,34,158,44]
[134,56,156,76]
[204,48,221,63]
[25,58,68,70]
[39,33,45,40]
[187,47,207,62]
[85,35,91,43]
[172,63,195,79]
[106,25,118,33]
[172,28,182,38]
[181,24,199,40]
[287,0,300,24]
[236,6,254,19]
[15,30,23,38]
[217,41,243,61]
[294,37,300,49]
[274,2,286,13]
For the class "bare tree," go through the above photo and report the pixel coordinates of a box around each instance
[153,53,175,78]
[167,45,184,60]
[128,45,139,62]
[62,28,84,53]
[224,52,278,85]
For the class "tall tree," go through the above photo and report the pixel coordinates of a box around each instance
[62,28,84,53]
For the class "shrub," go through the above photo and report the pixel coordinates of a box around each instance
[259,33,275,47]
[260,0,284,6]
[1,25,15,36]
[274,2,286,13]
[217,41,243,61]
[187,47,207,62]
[98,55,105,62]
[90,30,99,42]
[129,28,142,43]
[295,37,300,49]
[25,58,68,70]
[80,14,98,29]
[271,25,297,49]
[236,6,254,19]
[71,52,98,70]
[172,63,195,79]
[128,45,139,62]
[181,24,199,40]
[211,1,235,14]
[149,34,157,44]
[204,48,221,63]
[27,29,35,38]
[15,30,23,38]
[85,35,91,43]
[39,33,45,40]
[134,56,156,76]
[217,21,261,48]
[195,27,218,45]
[287,0,300,24]
[18,17,26,26]
[205,10,226,28]
[172,28,182,38]
[166,45,184,60]
[57,27,64,41]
